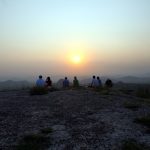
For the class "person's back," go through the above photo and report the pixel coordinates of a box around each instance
[73,76,79,87]
[97,76,102,87]
[63,77,69,88]
[36,75,45,87]
[45,77,52,87]
[91,75,97,88]
[105,79,113,88]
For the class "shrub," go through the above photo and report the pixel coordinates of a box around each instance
[30,87,48,95]
[40,128,53,134]
[124,102,140,110]
[16,134,50,150]
[120,89,134,95]
[122,139,148,150]
[48,87,59,92]
[99,87,110,95]
[136,87,150,98]
[134,116,150,127]
[101,90,109,95]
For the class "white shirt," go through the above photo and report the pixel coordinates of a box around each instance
[91,78,97,87]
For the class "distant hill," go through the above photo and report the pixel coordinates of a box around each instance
[0,75,150,91]
[0,80,33,91]
[118,76,150,84]
[80,76,108,85]
[80,76,150,85]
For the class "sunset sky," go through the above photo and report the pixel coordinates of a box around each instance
[0,0,150,80]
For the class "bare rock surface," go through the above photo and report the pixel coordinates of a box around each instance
[0,89,149,150]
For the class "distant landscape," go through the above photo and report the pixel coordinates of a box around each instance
[0,75,150,91]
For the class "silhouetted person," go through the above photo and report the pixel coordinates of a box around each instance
[45,76,52,88]
[73,76,79,87]
[97,76,102,87]
[63,77,69,88]
[36,75,45,87]
[91,75,97,88]
[105,79,113,88]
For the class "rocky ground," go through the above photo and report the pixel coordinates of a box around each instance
[0,87,150,150]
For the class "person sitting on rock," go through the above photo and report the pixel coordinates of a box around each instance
[63,77,69,88]
[36,75,45,87]
[91,75,97,88]
[73,76,79,88]
[97,76,102,88]
[105,79,113,88]
[45,76,52,88]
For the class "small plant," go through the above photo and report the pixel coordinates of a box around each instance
[136,87,150,98]
[100,88,110,95]
[120,89,134,95]
[30,87,48,95]
[48,87,59,92]
[16,134,50,150]
[40,128,53,134]
[134,116,150,127]
[122,139,148,150]
[124,102,140,110]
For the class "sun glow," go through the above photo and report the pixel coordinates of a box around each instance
[72,55,81,64]
[64,43,91,66]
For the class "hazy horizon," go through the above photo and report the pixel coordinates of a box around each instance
[1,0,150,80]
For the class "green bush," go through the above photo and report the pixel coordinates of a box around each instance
[99,87,110,95]
[16,134,50,150]
[122,139,148,150]
[134,116,150,127]
[136,87,150,98]
[30,87,48,95]
[124,102,140,110]
[40,128,53,134]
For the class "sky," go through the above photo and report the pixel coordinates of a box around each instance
[0,0,150,80]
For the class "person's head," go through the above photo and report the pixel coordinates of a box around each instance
[39,75,42,79]
[74,76,77,80]
[47,77,50,80]
[93,75,95,79]
[97,76,100,80]
[65,77,67,80]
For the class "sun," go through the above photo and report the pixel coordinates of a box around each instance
[65,48,86,65]
[72,55,81,64]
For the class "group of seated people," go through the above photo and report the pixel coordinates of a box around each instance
[63,76,79,88]
[90,76,113,88]
[36,75,113,89]
[36,75,52,88]
[90,76,102,88]
[36,75,79,88]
